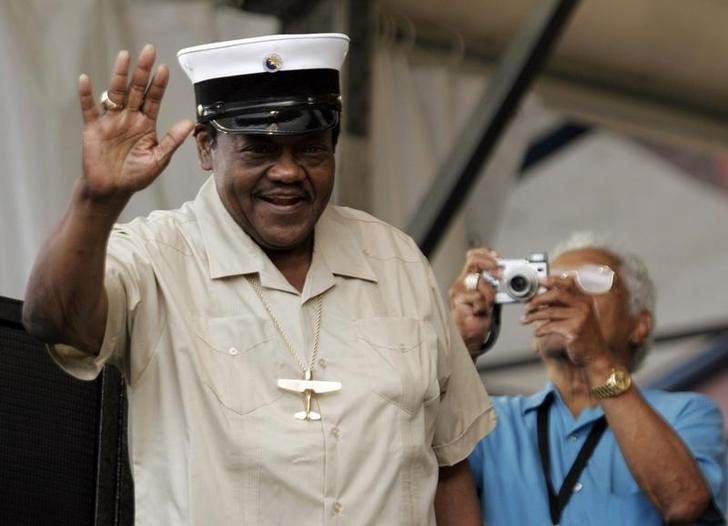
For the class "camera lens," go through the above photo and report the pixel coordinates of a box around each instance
[504,268,537,300]
[509,275,529,293]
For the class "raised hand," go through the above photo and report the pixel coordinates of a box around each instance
[521,275,610,367]
[450,248,500,354]
[78,45,195,203]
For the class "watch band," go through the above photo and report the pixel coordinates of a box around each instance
[590,367,632,399]
[591,383,625,399]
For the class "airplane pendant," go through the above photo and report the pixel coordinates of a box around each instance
[277,370,342,421]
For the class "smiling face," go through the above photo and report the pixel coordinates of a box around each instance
[196,129,335,256]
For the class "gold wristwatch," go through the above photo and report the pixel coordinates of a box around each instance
[590,367,632,399]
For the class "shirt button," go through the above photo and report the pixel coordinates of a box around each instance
[331,427,341,439]
[228,347,239,356]
[398,343,406,351]
[569,434,577,442]
[362,249,370,256]
[574,482,583,492]
[333,501,343,513]
[318,358,328,368]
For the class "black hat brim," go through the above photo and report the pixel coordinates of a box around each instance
[211,107,339,135]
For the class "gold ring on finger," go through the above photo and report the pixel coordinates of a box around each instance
[99,90,124,111]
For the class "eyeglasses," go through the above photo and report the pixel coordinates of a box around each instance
[551,264,615,294]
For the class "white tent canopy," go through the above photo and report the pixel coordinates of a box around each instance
[380,0,728,155]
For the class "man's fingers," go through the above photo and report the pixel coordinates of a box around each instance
[526,287,579,311]
[541,274,579,292]
[106,50,130,107]
[459,247,500,279]
[452,247,499,316]
[78,74,99,124]
[470,297,491,316]
[142,64,169,120]
[453,302,491,334]
[452,290,481,307]
[153,119,195,167]
[532,319,573,339]
[477,281,496,307]
[453,290,491,316]
[127,44,156,111]
[521,306,579,324]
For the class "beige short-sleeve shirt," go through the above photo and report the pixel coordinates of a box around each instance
[50,177,496,526]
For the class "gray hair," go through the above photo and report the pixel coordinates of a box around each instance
[551,231,656,369]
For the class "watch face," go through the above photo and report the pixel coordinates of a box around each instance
[592,367,632,398]
[611,368,631,390]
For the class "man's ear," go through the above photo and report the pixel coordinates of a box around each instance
[629,310,653,347]
[194,124,214,171]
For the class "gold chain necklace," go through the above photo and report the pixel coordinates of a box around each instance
[246,275,341,421]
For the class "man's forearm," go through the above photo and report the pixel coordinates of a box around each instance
[588,361,712,523]
[23,179,129,353]
[434,460,482,526]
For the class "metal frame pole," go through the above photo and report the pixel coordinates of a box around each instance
[406,0,581,256]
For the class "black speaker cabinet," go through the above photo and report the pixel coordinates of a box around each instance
[0,296,133,525]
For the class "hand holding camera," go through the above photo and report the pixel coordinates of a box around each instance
[450,248,501,354]
[453,250,549,355]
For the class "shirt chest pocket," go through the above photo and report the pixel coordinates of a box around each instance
[355,317,440,416]
[194,316,284,415]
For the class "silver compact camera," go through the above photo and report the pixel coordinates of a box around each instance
[492,252,549,304]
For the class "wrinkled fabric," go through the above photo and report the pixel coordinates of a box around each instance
[50,176,495,525]
[470,383,726,525]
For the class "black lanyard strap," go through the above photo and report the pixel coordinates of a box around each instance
[537,393,608,526]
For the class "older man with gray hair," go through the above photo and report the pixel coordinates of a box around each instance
[451,232,726,525]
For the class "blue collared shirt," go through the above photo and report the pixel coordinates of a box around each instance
[469,384,727,525]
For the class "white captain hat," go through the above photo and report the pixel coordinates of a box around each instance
[177,33,350,135]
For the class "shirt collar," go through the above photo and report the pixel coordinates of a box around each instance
[523,382,607,431]
[192,176,265,280]
[314,207,377,283]
[193,177,378,295]
[523,383,558,414]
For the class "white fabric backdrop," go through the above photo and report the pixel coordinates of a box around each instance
[0,0,278,299]
[369,29,537,294]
